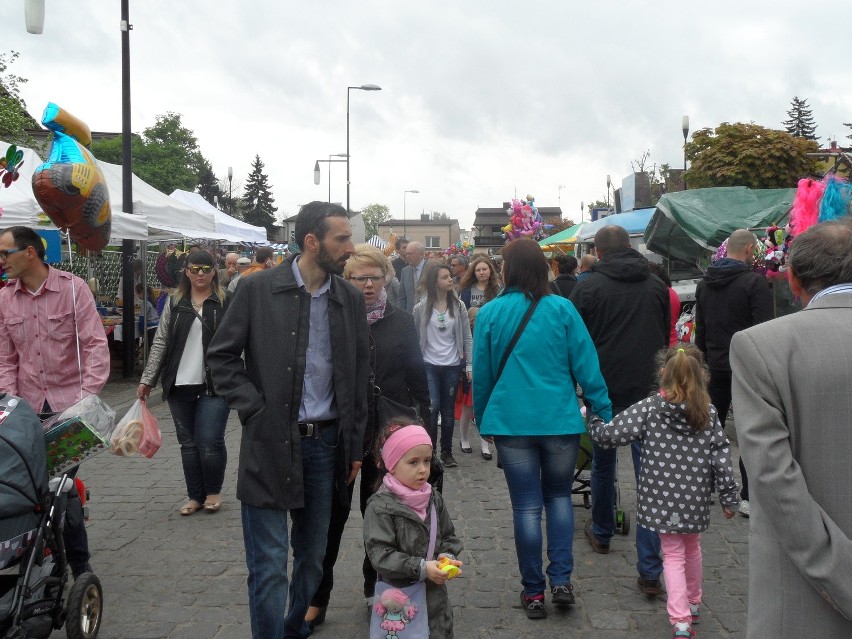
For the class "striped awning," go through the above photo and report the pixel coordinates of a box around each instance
[367,235,388,249]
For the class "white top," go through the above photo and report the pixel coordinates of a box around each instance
[423,308,460,366]
[175,316,205,385]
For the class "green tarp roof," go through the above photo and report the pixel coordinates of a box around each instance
[539,222,584,247]
[644,187,795,264]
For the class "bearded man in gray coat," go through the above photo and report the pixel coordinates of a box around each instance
[731,219,852,638]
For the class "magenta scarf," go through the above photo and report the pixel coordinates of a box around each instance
[366,287,388,325]
[382,473,432,521]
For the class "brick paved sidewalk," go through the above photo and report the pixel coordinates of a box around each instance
[52,380,749,638]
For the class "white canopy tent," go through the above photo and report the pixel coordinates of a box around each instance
[169,189,267,243]
[0,141,148,241]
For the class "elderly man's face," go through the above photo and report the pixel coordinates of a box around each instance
[405,245,422,266]
[451,259,466,278]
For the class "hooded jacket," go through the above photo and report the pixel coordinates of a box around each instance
[570,248,669,409]
[694,258,773,372]
[589,394,740,534]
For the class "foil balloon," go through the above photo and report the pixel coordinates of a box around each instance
[31,103,111,252]
[0,144,24,188]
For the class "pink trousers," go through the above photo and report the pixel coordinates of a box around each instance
[659,532,702,625]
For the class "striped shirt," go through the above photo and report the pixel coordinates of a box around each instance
[809,283,852,305]
[0,267,110,413]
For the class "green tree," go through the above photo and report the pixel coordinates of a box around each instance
[0,51,38,147]
[240,155,277,231]
[196,159,220,205]
[684,122,819,189]
[431,211,449,221]
[90,112,211,195]
[361,203,390,238]
[844,122,852,142]
[783,96,818,141]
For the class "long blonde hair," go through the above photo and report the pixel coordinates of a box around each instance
[658,344,711,432]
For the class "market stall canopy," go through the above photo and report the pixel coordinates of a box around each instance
[0,141,148,241]
[576,208,655,242]
[169,189,267,244]
[538,222,585,248]
[96,162,219,240]
[644,187,795,263]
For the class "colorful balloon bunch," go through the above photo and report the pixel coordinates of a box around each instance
[0,145,24,187]
[444,239,474,257]
[502,194,546,242]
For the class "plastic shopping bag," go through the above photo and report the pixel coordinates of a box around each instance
[110,399,162,458]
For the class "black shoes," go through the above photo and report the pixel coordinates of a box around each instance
[441,452,458,468]
[551,584,575,606]
[520,592,546,619]
[481,451,492,461]
[584,519,610,554]
[459,442,472,454]
[637,577,663,596]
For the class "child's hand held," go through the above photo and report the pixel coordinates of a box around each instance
[437,556,462,579]
[426,560,449,585]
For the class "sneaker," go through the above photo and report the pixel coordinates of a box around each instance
[551,584,575,606]
[441,452,458,468]
[689,603,700,625]
[637,577,662,596]
[520,592,547,619]
[739,499,750,517]
[673,621,695,637]
[584,519,610,554]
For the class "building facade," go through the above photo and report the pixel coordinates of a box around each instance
[378,216,461,252]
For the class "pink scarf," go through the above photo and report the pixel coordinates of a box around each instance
[366,287,387,325]
[383,473,432,521]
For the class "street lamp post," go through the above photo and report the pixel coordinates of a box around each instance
[606,174,612,209]
[346,84,382,215]
[403,189,419,235]
[580,201,584,224]
[227,166,233,214]
[314,156,349,202]
[682,115,690,190]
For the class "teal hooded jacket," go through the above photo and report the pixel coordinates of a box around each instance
[473,290,612,437]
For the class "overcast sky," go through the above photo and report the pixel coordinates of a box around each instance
[6,1,852,232]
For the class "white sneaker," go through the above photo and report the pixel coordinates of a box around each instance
[738,500,750,517]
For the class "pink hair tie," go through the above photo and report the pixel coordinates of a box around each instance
[381,425,432,471]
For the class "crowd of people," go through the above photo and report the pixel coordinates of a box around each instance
[1,207,851,638]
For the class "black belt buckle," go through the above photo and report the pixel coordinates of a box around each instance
[298,420,334,437]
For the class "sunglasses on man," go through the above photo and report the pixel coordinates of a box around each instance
[186,265,213,274]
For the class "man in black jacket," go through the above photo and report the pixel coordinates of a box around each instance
[570,225,669,595]
[549,254,578,298]
[695,229,772,518]
[207,202,369,639]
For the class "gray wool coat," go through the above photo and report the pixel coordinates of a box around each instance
[589,394,740,534]
[364,487,463,639]
[731,293,852,639]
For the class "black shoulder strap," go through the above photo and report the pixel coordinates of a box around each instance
[496,298,539,381]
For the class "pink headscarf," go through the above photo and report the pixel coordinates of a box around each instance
[381,425,433,521]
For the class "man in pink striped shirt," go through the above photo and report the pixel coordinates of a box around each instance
[0,225,110,578]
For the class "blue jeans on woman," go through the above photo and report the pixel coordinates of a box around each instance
[495,434,580,596]
[241,423,338,639]
[167,385,229,503]
[424,362,462,453]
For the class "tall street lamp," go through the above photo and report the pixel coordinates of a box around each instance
[313,154,348,202]
[682,115,690,190]
[346,84,382,215]
[118,0,135,378]
[227,166,233,214]
[606,174,612,209]
[403,189,419,235]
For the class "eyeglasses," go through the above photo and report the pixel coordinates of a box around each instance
[0,249,22,260]
[186,265,213,274]
[349,275,383,285]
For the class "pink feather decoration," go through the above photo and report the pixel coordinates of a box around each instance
[789,178,824,236]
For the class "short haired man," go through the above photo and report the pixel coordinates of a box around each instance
[731,220,852,637]
[207,202,368,638]
[450,254,470,287]
[0,225,110,579]
[550,254,578,298]
[392,237,409,280]
[570,225,669,595]
[227,257,252,293]
[576,253,597,281]
[219,251,240,287]
[397,241,426,312]
[695,229,772,518]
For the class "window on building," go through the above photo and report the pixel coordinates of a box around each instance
[425,236,441,248]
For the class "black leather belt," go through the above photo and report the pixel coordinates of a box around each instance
[298,420,336,437]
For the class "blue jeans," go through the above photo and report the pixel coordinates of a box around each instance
[424,362,462,454]
[589,420,662,580]
[167,386,229,503]
[494,434,579,595]
[241,423,338,639]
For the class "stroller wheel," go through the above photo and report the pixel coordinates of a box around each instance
[616,510,631,536]
[65,573,102,639]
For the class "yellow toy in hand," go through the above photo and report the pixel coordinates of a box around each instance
[438,556,462,579]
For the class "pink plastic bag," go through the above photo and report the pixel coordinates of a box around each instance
[111,399,162,458]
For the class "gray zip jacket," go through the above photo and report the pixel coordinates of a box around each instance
[589,394,740,534]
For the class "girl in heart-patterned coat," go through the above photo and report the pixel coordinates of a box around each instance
[588,344,740,639]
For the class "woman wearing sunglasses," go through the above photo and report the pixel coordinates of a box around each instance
[137,250,231,516]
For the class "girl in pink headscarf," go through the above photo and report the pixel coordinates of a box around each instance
[364,423,464,638]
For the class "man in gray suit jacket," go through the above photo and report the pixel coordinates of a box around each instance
[731,219,852,638]
[397,241,426,312]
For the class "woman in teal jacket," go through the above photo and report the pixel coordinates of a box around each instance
[473,238,612,620]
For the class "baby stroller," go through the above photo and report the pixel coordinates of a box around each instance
[0,394,102,639]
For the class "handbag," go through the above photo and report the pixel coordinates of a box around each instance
[369,503,437,639]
